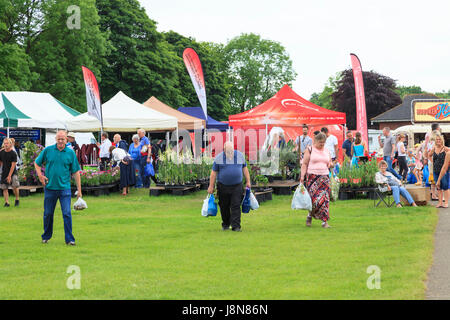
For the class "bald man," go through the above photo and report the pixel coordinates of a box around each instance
[35,130,82,246]
[208,141,251,232]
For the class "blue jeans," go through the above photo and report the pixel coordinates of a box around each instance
[133,159,143,188]
[140,157,150,188]
[391,186,414,205]
[383,156,402,180]
[42,189,75,243]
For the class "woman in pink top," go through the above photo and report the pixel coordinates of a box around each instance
[300,132,332,228]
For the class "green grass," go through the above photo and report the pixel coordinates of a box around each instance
[0,189,438,300]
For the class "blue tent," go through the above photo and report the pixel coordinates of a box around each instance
[177,107,228,131]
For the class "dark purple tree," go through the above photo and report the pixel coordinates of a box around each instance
[331,69,402,129]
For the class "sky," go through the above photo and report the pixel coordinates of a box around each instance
[140,0,450,100]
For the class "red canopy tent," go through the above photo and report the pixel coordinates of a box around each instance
[228,84,347,161]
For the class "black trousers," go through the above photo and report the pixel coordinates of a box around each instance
[217,182,243,230]
[99,157,110,171]
[398,156,408,180]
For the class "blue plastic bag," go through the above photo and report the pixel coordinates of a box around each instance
[207,194,217,217]
[144,162,155,177]
[242,188,251,214]
[423,165,430,187]
[407,172,417,184]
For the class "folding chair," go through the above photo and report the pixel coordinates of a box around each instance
[374,185,394,207]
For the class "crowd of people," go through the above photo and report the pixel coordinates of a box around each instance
[4,122,450,244]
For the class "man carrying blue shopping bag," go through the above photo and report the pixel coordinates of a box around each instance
[208,142,251,232]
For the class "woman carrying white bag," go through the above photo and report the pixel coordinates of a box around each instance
[299,132,332,228]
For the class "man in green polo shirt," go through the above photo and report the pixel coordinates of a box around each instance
[34,130,82,246]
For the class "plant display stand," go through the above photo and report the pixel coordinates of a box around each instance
[6,185,44,197]
[149,184,201,197]
[253,188,273,203]
[338,187,377,200]
[266,180,299,195]
[71,183,119,197]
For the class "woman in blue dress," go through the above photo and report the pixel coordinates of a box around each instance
[351,132,368,167]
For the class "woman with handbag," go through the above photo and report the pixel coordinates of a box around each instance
[300,132,332,228]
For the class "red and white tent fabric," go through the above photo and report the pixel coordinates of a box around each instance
[228,85,347,161]
[229,84,346,127]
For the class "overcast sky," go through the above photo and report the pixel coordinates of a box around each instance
[140,0,449,100]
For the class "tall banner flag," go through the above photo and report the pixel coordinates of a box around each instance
[183,48,207,121]
[350,53,368,148]
[81,66,103,127]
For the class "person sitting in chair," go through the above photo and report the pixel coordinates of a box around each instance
[375,160,418,208]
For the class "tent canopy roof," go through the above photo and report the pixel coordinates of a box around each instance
[177,107,229,131]
[228,84,346,127]
[66,91,178,132]
[143,96,205,130]
[0,91,80,129]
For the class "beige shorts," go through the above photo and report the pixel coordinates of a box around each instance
[0,174,20,189]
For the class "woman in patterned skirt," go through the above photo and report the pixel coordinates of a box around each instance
[300,132,332,228]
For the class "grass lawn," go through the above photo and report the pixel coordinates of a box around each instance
[0,189,438,300]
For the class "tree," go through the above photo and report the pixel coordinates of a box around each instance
[0,0,38,91]
[309,73,342,109]
[163,31,230,120]
[0,42,36,90]
[394,85,424,99]
[29,0,108,111]
[331,69,402,130]
[435,90,450,99]
[96,0,188,108]
[223,33,297,113]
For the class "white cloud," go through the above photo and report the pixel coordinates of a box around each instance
[140,0,450,99]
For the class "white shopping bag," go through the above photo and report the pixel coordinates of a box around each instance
[249,191,259,210]
[73,197,88,211]
[201,194,210,217]
[291,183,312,211]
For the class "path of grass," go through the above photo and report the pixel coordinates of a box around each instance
[0,189,438,299]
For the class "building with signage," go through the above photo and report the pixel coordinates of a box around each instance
[370,94,442,130]
[371,94,450,146]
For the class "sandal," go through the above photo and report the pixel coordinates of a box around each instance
[306,216,312,227]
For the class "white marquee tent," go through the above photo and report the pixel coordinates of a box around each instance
[65,91,178,132]
[0,91,80,129]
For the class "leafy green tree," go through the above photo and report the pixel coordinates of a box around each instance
[331,69,402,130]
[309,73,342,109]
[29,0,108,112]
[163,31,230,120]
[435,90,450,99]
[394,85,423,99]
[0,42,36,90]
[96,0,187,108]
[223,33,297,113]
[0,0,38,90]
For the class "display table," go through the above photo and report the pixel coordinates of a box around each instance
[402,185,431,206]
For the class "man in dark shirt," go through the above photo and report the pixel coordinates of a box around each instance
[208,141,251,232]
[0,138,20,207]
[342,131,354,159]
